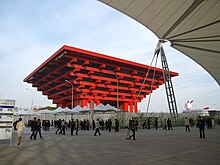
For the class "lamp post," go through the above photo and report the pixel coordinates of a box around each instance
[116,75,119,111]
[65,80,74,110]
[111,71,119,110]
[26,88,33,110]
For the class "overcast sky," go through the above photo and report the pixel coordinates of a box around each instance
[0,0,219,113]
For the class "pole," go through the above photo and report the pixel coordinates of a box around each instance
[26,88,33,110]
[111,71,119,110]
[65,80,73,110]
[116,76,119,110]
[91,101,94,121]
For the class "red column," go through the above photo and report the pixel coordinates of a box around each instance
[81,99,88,108]
[121,102,128,112]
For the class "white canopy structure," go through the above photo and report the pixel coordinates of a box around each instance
[53,107,64,114]
[81,106,91,113]
[14,109,37,116]
[26,109,37,116]
[94,103,106,112]
[99,0,220,85]
[35,109,55,115]
[93,103,118,113]
[103,104,117,112]
[62,107,75,114]
[14,110,29,116]
[72,105,84,113]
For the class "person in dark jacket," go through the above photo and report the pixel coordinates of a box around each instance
[75,119,79,135]
[55,119,62,134]
[13,120,18,130]
[36,119,43,139]
[142,120,146,129]
[30,117,37,140]
[147,118,151,130]
[197,116,205,138]
[167,118,173,130]
[129,120,136,140]
[108,119,112,132]
[70,118,75,135]
[114,119,119,132]
[154,117,158,130]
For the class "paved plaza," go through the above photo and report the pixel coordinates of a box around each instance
[0,126,220,165]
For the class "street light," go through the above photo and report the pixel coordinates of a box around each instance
[111,71,119,110]
[116,75,119,111]
[65,80,74,110]
[26,88,33,110]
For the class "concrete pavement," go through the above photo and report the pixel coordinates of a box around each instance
[0,126,220,165]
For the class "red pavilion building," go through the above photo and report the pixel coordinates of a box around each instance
[24,45,178,112]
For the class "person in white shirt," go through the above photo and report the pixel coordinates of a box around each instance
[16,118,25,145]
[184,117,190,132]
[94,119,101,136]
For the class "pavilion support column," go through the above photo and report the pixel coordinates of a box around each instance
[121,102,128,112]
[81,99,88,108]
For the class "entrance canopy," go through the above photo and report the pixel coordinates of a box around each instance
[100,0,220,85]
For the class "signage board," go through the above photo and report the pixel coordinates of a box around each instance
[0,99,15,140]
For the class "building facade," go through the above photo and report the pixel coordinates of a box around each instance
[24,45,178,112]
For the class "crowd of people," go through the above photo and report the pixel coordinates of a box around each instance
[53,118,120,136]
[13,116,220,145]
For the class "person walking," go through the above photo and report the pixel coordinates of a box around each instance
[126,120,132,139]
[147,118,151,130]
[114,119,119,132]
[94,119,101,136]
[163,119,167,130]
[197,116,205,138]
[184,117,190,132]
[55,119,62,134]
[36,119,43,139]
[70,118,75,135]
[86,120,90,130]
[129,120,136,140]
[108,119,112,132]
[16,118,25,145]
[154,117,158,130]
[135,120,139,131]
[92,120,95,130]
[167,118,173,130]
[30,117,37,140]
[13,120,18,130]
[75,119,79,135]
[142,120,146,129]
[212,118,215,129]
[61,119,66,135]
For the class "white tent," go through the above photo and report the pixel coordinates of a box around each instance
[53,107,64,114]
[94,103,106,112]
[62,107,75,114]
[35,109,55,115]
[80,106,91,113]
[14,110,31,116]
[34,109,55,120]
[105,104,117,112]
[73,105,83,113]
[26,109,38,116]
